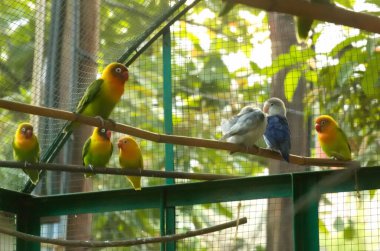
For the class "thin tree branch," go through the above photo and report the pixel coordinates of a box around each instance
[0,161,240,180]
[234,0,380,34]
[0,217,247,248]
[0,99,360,167]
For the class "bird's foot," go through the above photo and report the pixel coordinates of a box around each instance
[95,116,105,127]
[88,164,94,172]
[24,161,31,168]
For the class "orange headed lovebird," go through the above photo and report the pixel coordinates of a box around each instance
[82,127,113,178]
[315,115,351,161]
[118,135,143,191]
[13,123,40,184]
[65,62,129,131]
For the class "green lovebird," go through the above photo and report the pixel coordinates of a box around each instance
[13,123,40,184]
[315,115,352,161]
[65,62,129,131]
[82,127,113,178]
[118,135,144,191]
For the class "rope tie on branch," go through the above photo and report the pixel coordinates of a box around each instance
[0,99,360,168]
[0,217,247,248]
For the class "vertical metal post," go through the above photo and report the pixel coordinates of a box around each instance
[292,173,320,251]
[162,27,176,251]
[16,212,40,251]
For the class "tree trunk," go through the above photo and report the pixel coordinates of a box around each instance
[65,1,100,250]
[266,13,309,251]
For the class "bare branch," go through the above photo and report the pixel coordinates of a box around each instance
[0,217,247,248]
[0,161,240,180]
[0,99,360,167]
[235,0,380,34]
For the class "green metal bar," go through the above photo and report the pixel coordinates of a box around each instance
[125,0,201,67]
[0,188,33,214]
[32,174,292,217]
[16,212,40,251]
[23,0,69,194]
[118,0,186,63]
[293,173,320,251]
[29,167,380,218]
[163,27,176,251]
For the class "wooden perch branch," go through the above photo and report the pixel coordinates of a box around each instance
[0,217,247,248]
[235,0,380,34]
[0,161,240,180]
[0,99,360,168]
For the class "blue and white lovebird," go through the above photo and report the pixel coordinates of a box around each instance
[220,105,267,149]
[263,98,291,162]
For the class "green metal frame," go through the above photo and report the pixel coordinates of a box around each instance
[2,166,379,250]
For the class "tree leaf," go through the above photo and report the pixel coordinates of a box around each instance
[284,68,301,102]
[333,216,345,231]
[336,62,355,86]
[362,56,380,98]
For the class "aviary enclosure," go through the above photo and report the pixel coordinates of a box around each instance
[0,0,379,250]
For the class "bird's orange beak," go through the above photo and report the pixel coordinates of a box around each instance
[315,123,321,133]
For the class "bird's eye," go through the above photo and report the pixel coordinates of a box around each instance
[321,120,326,125]
[21,127,26,132]
[270,103,274,106]
[115,67,122,73]
[101,128,106,133]
[124,140,128,144]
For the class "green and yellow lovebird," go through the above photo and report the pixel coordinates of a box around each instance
[65,62,129,131]
[315,115,351,161]
[82,127,113,178]
[118,135,143,191]
[13,123,40,184]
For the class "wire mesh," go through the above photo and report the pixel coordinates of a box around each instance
[0,211,16,251]
[0,0,379,250]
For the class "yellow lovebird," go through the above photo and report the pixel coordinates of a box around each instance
[118,135,143,190]
[82,127,113,178]
[65,62,129,131]
[13,123,40,184]
[315,115,352,160]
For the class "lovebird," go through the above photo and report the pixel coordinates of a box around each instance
[82,127,113,178]
[65,62,129,131]
[220,105,267,149]
[315,115,351,160]
[118,135,143,191]
[263,98,291,162]
[13,123,40,184]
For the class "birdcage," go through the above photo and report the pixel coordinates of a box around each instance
[0,0,379,250]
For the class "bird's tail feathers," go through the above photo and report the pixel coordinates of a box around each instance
[127,176,141,191]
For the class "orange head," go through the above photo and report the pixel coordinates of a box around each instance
[118,135,139,152]
[315,115,339,133]
[16,123,34,139]
[101,63,129,83]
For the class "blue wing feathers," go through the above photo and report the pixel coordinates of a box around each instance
[264,115,291,162]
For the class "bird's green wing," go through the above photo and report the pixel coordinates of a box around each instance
[338,127,351,152]
[75,79,104,114]
[82,137,92,165]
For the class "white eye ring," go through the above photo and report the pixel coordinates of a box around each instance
[115,67,122,73]
[21,127,26,132]
[101,128,106,133]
